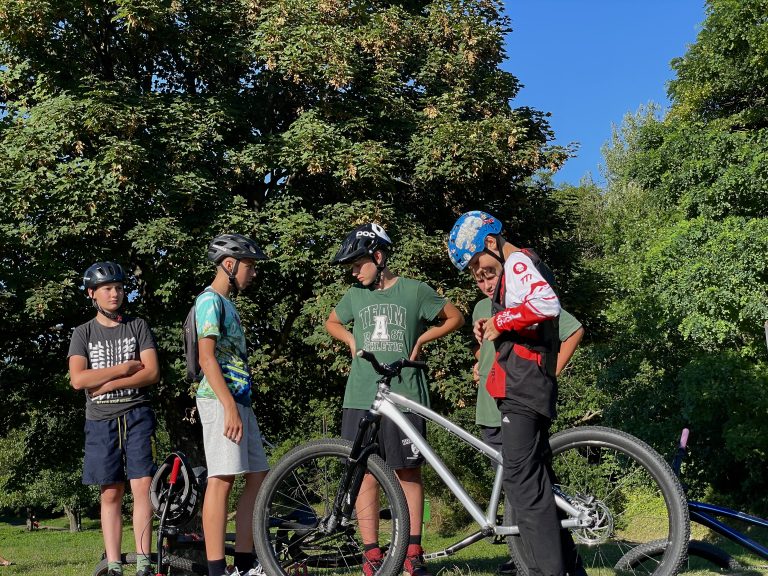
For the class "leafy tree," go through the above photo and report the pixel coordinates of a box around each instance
[0,0,569,514]
[591,0,768,509]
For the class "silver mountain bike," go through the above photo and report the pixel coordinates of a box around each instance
[253,350,689,576]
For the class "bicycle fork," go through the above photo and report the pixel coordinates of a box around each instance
[322,412,381,533]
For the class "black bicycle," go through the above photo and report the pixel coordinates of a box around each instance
[92,452,226,576]
[252,351,690,576]
[617,429,768,572]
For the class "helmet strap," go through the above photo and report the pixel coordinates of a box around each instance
[367,251,388,290]
[221,259,240,296]
[92,299,122,322]
[482,234,506,266]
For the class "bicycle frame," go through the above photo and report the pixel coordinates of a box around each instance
[688,501,768,559]
[670,428,768,563]
[367,384,590,538]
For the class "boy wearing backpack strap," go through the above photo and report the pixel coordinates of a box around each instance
[325,223,465,576]
[448,211,573,576]
[68,262,159,576]
[469,243,585,576]
[195,234,269,576]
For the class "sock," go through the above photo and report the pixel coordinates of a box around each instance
[409,534,422,546]
[136,554,152,574]
[208,558,227,576]
[107,561,123,575]
[363,543,380,552]
[234,552,254,573]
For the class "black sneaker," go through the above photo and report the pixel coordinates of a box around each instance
[136,566,155,576]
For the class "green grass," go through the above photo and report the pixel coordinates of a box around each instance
[0,516,510,576]
[1,515,767,575]
[1,515,106,576]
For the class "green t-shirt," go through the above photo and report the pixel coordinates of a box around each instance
[473,298,582,427]
[335,277,446,409]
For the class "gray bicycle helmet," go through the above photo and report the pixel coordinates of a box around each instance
[331,223,392,265]
[83,261,125,290]
[207,233,267,263]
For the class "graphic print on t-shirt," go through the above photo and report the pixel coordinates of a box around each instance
[358,304,406,353]
[87,337,138,403]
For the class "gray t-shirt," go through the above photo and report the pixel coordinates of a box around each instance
[68,317,156,420]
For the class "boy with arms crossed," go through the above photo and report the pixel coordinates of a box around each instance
[69,262,159,576]
[196,234,270,576]
[325,223,464,576]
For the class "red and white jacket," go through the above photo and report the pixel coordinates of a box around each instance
[492,251,560,335]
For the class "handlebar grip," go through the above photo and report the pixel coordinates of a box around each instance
[680,428,689,449]
[401,358,428,371]
[169,456,182,485]
[357,349,383,371]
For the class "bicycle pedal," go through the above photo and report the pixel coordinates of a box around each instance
[492,535,507,545]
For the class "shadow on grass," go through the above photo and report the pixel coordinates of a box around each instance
[429,556,503,576]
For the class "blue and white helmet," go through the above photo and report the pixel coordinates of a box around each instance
[447,211,502,271]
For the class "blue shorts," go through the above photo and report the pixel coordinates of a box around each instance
[82,405,157,485]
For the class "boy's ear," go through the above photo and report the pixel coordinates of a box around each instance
[220,257,234,273]
[484,235,498,252]
[87,288,95,299]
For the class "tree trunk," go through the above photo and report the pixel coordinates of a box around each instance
[64,505,81,532]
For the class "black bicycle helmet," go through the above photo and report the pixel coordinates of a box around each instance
[331,223,392,265]
[83,261,125,290]
[150,452,203,528]
[207,233,267,264]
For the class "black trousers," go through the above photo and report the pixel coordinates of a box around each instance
[499,399,564,576]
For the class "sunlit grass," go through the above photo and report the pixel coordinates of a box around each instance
[1,515,766,575]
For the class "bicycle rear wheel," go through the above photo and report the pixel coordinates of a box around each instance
[253,438,410,576]
[505,426,689,576]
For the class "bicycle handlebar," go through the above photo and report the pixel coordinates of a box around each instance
[671,428,690,476]
[357,349,427,376]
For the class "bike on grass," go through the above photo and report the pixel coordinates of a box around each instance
[252,350,691,576]
[617,429,768,573]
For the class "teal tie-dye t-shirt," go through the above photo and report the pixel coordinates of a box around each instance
[194,288,251,403]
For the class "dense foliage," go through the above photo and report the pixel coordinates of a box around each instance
[0,0,569,521]
[584,0,768,510]
[2,0,766,525]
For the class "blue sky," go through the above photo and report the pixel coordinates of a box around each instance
[502,1,706,185]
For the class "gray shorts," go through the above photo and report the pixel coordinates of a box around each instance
[196,398,269,477]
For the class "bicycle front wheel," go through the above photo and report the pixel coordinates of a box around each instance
[253,438,410,576]
[506,426,689,576]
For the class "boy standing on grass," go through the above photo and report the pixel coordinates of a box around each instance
[468,242,584,576]
[325,223,464,576]
[448,210,582,576]
[195,234,269,576]
[68,261,159,576]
